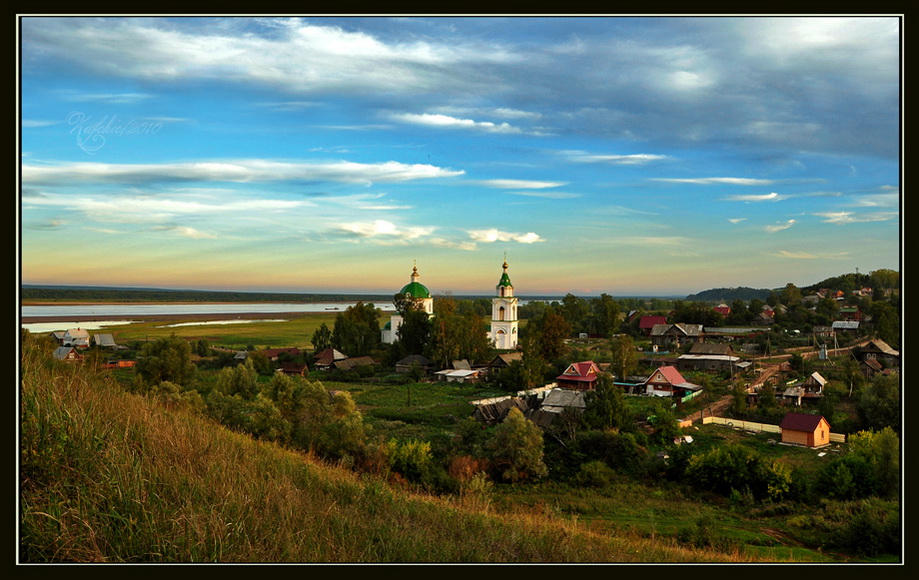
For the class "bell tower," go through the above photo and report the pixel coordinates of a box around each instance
[490,256,518,350]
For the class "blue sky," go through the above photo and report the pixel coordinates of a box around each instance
[19,16,901,297]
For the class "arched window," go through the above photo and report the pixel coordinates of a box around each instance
[498,306,506,321]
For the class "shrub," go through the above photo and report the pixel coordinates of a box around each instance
[573,460,616,488]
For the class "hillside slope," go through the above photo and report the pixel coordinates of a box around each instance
[20,337,758,563]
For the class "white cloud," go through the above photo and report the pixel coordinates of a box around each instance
[478,179,566,189]
[467,228,544,244]
[565,151,670,165]
[337,220,435,240]
[22,159,464,186]
[155,225,217,239]
[505,191,581,199]
[723,192,790,202]
[728,218,747,224]
[777,250,849,260]
[389,112,523,134]
[765,219,796,233]
[654,177,775,186]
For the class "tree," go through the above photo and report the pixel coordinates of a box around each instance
[609,334,638,381]
[488,407,548,483]
[393,307,432,357]
[869,301,899,348]
[583,374,632,431]
[135,334,196,389]
[525,305,571,362]
[311,322,332,353]
[857,373,900,433]
[730,378,748,416]
[685,443,792,501]
[215,358,259,399]
[848,427,900,498]
[331,301,381,356]
[560,293,590,334]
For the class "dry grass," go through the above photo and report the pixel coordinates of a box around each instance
[20,336,785,563]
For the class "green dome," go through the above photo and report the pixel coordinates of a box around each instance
[497,272,513,287]
[400,281,431,299]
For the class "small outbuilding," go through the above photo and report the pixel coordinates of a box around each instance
[779,412,831,448]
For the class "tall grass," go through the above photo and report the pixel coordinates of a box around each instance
[20,337,777,563]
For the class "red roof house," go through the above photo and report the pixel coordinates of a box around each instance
[643,365,701,397]
[780,413,831,447]
[556,361,603,391]
[639,315,668,335]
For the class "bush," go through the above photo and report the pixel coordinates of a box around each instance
[573,460,616,488]
[675,516,739,552]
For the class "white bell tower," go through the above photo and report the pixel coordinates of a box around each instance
[490,257,519,350]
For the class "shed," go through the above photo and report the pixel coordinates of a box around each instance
[779,413,831,448]
[92,333,118,348]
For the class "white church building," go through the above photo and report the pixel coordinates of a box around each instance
[488,259,519,350]
[381,259,520,351]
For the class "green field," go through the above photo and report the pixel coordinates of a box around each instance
[101,313,338,351]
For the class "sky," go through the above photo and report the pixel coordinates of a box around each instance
[18,16,902,297]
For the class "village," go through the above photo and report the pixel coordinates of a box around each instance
[42,262,901,453]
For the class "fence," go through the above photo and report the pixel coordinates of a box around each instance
[702,416,846,443]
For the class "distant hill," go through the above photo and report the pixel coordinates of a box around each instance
[684,287,772,302]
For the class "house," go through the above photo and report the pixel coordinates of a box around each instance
[92,333,118,348]
[639,315,668,335]
[780,371,826,406]
[63,328,90,348]
[434,368,482,384]
[395,354,435,375]
[486,352,523,376]
[555,361,604,391]
[779,413,831,448]
[277,362,308,376]
[314,348,348,370]
[676,342,741,373]
[856,339,900,368]
[525,388,587,428]
[261,347,301,361]
[53,346,83,363]
[838,306,862,321]
[643,365,702,398]
[49,331,67,344]
[713,304,731,317]
[831,320,859,332]
[333,356,377,372]
[233,351,249,362]
[650,323,704,349]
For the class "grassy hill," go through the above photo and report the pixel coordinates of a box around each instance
[21,336,789,564]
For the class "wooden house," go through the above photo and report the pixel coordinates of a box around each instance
[779,413,831,447]
[638,315,668,335]
[486,352,523,376]
[676,342,740,373]
[857,339,900,368]
[262,347,301,362]
[53,346,84,363]
[650,323,704,349]
[314,348,348,370]
[555,361,603,391]
[63,328,90,348]
[278,362,308,376]
[643,365,701,398]
[395,354,434,375]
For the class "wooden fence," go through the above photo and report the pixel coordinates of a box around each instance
[702,416,846,443]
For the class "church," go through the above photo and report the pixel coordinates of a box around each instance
[381,259,519,350]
